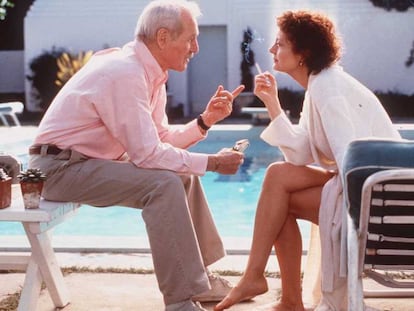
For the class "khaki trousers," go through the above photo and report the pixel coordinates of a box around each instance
[29,149,226,305]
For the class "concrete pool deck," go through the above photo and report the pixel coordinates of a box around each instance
[1,251,414,310]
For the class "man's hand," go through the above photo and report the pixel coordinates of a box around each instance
[207,149,244,175]
[201,84,245,127]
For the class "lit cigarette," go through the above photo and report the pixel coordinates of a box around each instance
[254,62,262,74]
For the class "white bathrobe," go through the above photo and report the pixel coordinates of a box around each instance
[261,65,401,310]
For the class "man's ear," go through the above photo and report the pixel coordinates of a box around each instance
[156,28,169,49]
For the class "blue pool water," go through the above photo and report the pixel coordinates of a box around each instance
[0,126,311,239]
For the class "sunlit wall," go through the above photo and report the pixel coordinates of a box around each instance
[23,0,414,112]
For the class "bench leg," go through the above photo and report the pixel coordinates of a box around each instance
[23,224,70,309]
[18,257,43,311]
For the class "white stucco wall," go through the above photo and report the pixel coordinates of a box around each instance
[22,0,414,112]
[225,0,414,93]
[0,51,25,93]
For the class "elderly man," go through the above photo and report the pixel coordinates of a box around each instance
[28,1,245,310]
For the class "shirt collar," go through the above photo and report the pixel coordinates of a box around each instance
[309,63,343,85]
[133,39,168,86]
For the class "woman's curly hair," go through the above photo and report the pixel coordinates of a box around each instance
[277,10,342,74]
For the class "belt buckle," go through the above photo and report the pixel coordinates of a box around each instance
[41,145,51,155]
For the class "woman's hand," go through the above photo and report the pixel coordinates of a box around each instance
[254,72,282,120]
[201,84,245,127]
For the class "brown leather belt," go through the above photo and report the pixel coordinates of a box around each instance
[29,145,63,155]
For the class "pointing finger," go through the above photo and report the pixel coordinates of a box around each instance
[231,85,245,98]
[213,85,224,97]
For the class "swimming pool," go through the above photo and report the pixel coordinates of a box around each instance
[0,125,311,244]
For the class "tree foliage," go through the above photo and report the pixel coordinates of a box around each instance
[368,0,414,67]
[369,0,414,12]
[0,0,14,20]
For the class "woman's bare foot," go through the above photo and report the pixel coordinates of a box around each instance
[254,301,313,311]
[213,274,268,310]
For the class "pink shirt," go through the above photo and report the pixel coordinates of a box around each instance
[34,40,209,175]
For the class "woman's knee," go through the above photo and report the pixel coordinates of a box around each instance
[266,161,294,176]
[263,162,294,185]
[264,162,332,191]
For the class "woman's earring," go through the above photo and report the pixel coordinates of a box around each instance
[299,60,304,66]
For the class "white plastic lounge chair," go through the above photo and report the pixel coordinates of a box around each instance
[0,101,24,126]
[343,139,414,311]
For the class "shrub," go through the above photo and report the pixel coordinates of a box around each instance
[244,88,414,121]
[56,50,93,86]
[26,47,67,111]
[26,47,93,112]
[375,91,414,119]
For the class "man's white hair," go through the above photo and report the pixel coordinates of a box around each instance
[135,0,202,41]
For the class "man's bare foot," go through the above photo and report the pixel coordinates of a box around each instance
[213,275,268,310]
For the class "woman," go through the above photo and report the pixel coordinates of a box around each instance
[215,10,401,311]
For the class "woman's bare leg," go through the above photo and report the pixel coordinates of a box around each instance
[273,215,304,310]
[214,162,333,311]
[271,185,323,311]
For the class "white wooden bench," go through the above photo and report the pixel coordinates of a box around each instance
[0,101,24,126]
[241,107,269,123]
[0,185,79,310]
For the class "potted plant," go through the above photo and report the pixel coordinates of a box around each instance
[17,168,47,209]
[0,168,12,209]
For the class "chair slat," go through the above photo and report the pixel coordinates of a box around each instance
[369,215,414,224]
[371,198,414,207]
[371,249,414,256]
[368,233,414,244]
